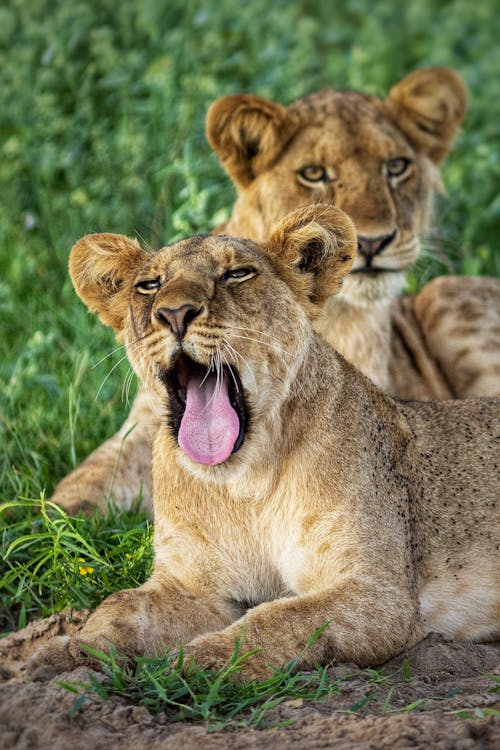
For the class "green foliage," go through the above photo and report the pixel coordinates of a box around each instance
[0,498,152,632]
[0,0,499,631]
[56,640,434,726]
[59,639,339,729]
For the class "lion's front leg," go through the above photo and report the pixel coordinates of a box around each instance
[184,581,421,680]
[413,276,500,398]
[27,574,235,679]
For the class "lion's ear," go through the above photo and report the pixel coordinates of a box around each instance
[69,233,146,332]
[387,66,467,164]
[206,94,296,188]
[268,205,357,315]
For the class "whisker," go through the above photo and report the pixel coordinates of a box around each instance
[123,366,137,407]
[220,347,239,393]
[121,365,131,402]
[200,358,214,388]
[224,324,287,349]
[215,344,223,401]
[95,353,130,400]
[198,350,220,415]
[229,333,284,352]
[221,339,257,389]
[92,344,126,369]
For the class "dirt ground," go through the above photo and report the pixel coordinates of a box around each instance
[0,611,498,749]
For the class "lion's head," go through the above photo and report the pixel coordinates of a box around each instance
[207,67,466,307]
[69,205,356,478]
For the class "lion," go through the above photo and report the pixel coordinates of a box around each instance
[51,66,500,514]
[29,205,499,681]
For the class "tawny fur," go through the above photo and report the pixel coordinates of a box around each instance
[30,205,500,680]
[51,66,500,514]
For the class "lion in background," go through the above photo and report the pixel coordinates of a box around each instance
[29,205,499,680]
[51,66,500,513]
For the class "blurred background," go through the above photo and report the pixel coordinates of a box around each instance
[1,0,499,500]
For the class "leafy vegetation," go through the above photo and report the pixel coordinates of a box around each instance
[0,498,152,632]
[58,638,430,729]
[1,0,499,639]
[59,635,340,729]
[59,643,497,728]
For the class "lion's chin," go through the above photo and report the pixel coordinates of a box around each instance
[157,353,248,465]
[339,269,406,308]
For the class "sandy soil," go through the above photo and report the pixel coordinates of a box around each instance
[0,611,498,749]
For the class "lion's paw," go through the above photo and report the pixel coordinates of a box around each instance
[183,632,272,681]
[26,635,109,681]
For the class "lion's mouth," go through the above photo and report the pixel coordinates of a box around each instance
[158,353,248,466]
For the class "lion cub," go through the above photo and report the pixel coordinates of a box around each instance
[30,205,499,679]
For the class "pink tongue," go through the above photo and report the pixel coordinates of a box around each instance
[178,372,240,465]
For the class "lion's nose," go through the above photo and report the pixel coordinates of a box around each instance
[357,230,396,258]
[155,304,203,339]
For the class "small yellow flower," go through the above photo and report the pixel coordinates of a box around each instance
[125,553,132,559]
[77,557,94,576]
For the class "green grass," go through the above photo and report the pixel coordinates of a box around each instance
[56,640,427,729]
[59,636,340,729]
[0,0,499,723]
[0,498,152,632]
[59,643,500,728]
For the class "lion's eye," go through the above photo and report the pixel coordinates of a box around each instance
[297,165,328,185]
[135,277,161,294]
[220,267,257,282]
[387,158,410,177]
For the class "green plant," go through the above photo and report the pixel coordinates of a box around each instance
[58,637,340,729]
[0,498,152,632]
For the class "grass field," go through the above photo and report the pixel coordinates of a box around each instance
[1,0,499,711]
